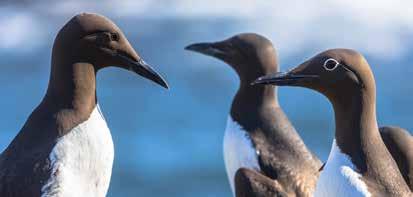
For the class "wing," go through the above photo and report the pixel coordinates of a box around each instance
[251,108,322,194]
[0,128,55,197]
[235,168,289,197]
[380,126,413,190]
[0,152,51,197]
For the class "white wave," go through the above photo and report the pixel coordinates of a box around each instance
[1,0,412,59]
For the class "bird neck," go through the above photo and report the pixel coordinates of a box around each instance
[46,59,97,109]
[332,87,385,172]
[42,54,98,130]
[230,82,278,127]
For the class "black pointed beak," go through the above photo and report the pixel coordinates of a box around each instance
[252,72,319,86]
[185,42,227,57]
[116,53,169,89]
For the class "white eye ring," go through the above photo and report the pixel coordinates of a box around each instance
[323,58,339,71]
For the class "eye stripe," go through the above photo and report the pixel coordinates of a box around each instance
[340,63,365,88]
[322,58,365,88]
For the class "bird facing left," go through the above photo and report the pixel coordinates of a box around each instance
[0,13,168,197]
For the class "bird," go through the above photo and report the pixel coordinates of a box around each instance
[380,126,413,190]
[253,48,412,196]
[0,13,168,197]
[185,33,322,197]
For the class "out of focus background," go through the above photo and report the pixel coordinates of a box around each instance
[0,1,412,196]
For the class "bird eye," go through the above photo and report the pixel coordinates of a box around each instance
[110,33,119,41]
[323,58,339,71]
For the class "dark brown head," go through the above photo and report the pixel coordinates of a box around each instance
[253,49,376,102]
[52,13,168,88]
[185,33,278,84]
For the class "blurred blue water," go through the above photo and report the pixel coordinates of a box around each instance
[0,18,412,197]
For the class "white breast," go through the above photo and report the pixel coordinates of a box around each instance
[315,140,371,197]
[41,105,114,197]
[223,116,260,196]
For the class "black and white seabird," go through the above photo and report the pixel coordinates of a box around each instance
[0,13,168,197]
[254,48,412,196]
[185,33,322,196]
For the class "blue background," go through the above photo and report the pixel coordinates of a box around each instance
[1,1,412,196]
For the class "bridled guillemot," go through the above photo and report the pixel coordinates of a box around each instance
[253,48,412,196]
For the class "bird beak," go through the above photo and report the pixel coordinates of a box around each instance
[115,53,169,89]
[185,42,228,58]
[252,72,319,86]
[252,59,319,86]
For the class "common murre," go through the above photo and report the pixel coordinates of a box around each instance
[185,33,322,197]
[0,13,168,197]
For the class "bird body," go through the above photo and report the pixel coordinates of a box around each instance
[380,126,413,190]
[314,140,370,197]
[223,116,260,193]
[41,105,113,197]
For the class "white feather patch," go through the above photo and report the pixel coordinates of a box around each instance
[314,140,371,197]
[41,105,114,197]
[223,116,260,196]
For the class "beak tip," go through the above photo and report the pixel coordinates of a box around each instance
[184,44,198,52]
[160,81,169,90]
[251,77,266,86]
[250,80,259,86]
[150,74,169,90]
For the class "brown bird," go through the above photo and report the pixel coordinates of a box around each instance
[0,13,168,197]
[380,126,413,191]
[254,48,412,196]
[186,33,322,197]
